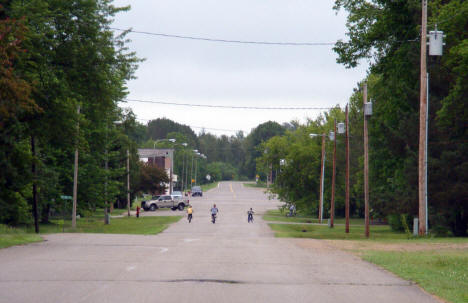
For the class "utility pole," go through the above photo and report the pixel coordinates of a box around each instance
[127,149,130,217]
[104,120,109,224]
[330,120,337,228]
[72,105,80,229]
[170,150,173,194]
[194,156,198,185]
[181,150,185,193]
[104,144,109,224]
[418,0,428,236]
[363,83,370,238]
[185,152,189,193]
[31,136,39,233]
[345,105,350,233]
[190,154,194,190]
[319,134,326,223]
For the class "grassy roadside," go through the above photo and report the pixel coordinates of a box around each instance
[1,213,182,249]
[265,213,468,302]
[264,209,365,225]
[243,182,267,188]
[362,249,468,303]
[269,223,408,240]
[27,215,182,235]
[0,225,43,249]
[200,182,219,192]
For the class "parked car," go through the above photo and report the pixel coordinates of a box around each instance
[172,191,183,198]
[141,195,189,211]
[191,186,203,197]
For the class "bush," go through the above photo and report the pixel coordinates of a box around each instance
[0,192,32,226]
[388,213,414,232]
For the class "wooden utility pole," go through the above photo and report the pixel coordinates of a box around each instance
[319,134,326,223]
[31,136,39,233]
[104,148,109,224]
[363,83,370,238]
[418,0,428,235]
[345,105,350,233]
[127,149,130,217]
[170,150,173,194]
[72,105,80,229]
[330,120,337,228]
[104,120,109,224]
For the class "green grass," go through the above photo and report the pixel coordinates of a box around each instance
[263,209,365,225]
[30,216,182,235]
[269,223,408,240]
[200,182,219,192]
[267,219,468,302]
[243,182,267,188]
[1,211,182,248]
[362,250,468,303]
[0,224,43,249]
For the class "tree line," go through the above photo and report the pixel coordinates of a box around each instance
[258,0,467,236]
[0,1,145,228]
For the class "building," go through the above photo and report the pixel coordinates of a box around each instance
[137,148,176,194]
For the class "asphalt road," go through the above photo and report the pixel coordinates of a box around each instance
[0,182,439,303]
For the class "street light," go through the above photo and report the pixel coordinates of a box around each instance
[309,133,328,223]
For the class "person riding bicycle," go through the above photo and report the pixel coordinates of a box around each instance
[210,204,219,223]
[247,208,254,223]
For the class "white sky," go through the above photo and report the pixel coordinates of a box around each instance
[112,0,368,136]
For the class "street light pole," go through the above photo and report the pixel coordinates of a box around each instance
[345,105,350,233]
[330,120,337,228]
[104,122,109,224]
[363,83,370,238]
[127,149,130,217]
[72,105,80,229]
[181,149,185,193]
[319,134,326,224]
[190,152,195,190]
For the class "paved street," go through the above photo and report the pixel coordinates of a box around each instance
[0,182,439,303]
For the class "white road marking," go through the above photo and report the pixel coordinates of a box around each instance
[184,238,199,243]
[126,265,136,271]
[160,247,169,253]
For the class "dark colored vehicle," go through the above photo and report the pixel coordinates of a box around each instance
[191,186,203,197]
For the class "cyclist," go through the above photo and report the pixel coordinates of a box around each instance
[210,204,219,224]
[247,208,254,223]
[187,205,193,223]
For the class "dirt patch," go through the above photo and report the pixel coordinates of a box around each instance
[323,240,468,252]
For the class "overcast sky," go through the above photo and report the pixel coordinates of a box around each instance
[112,0,368,136]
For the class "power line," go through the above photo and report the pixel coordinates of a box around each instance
[123,98,334,110]
[110,27,336,46]
[135,118,241,133]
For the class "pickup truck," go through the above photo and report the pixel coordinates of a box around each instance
[141,195,189,211]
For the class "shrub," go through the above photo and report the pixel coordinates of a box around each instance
[388,213,414,232]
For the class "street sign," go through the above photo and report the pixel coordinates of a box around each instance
[206,174,211,181]
[192,179,195,183]
[60,195,72,200]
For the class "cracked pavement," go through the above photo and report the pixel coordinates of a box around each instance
[0,182,440,303]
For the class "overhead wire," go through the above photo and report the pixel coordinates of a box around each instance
[123,98,334,110]
[110,27,336,46]
[135,117,242,133]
